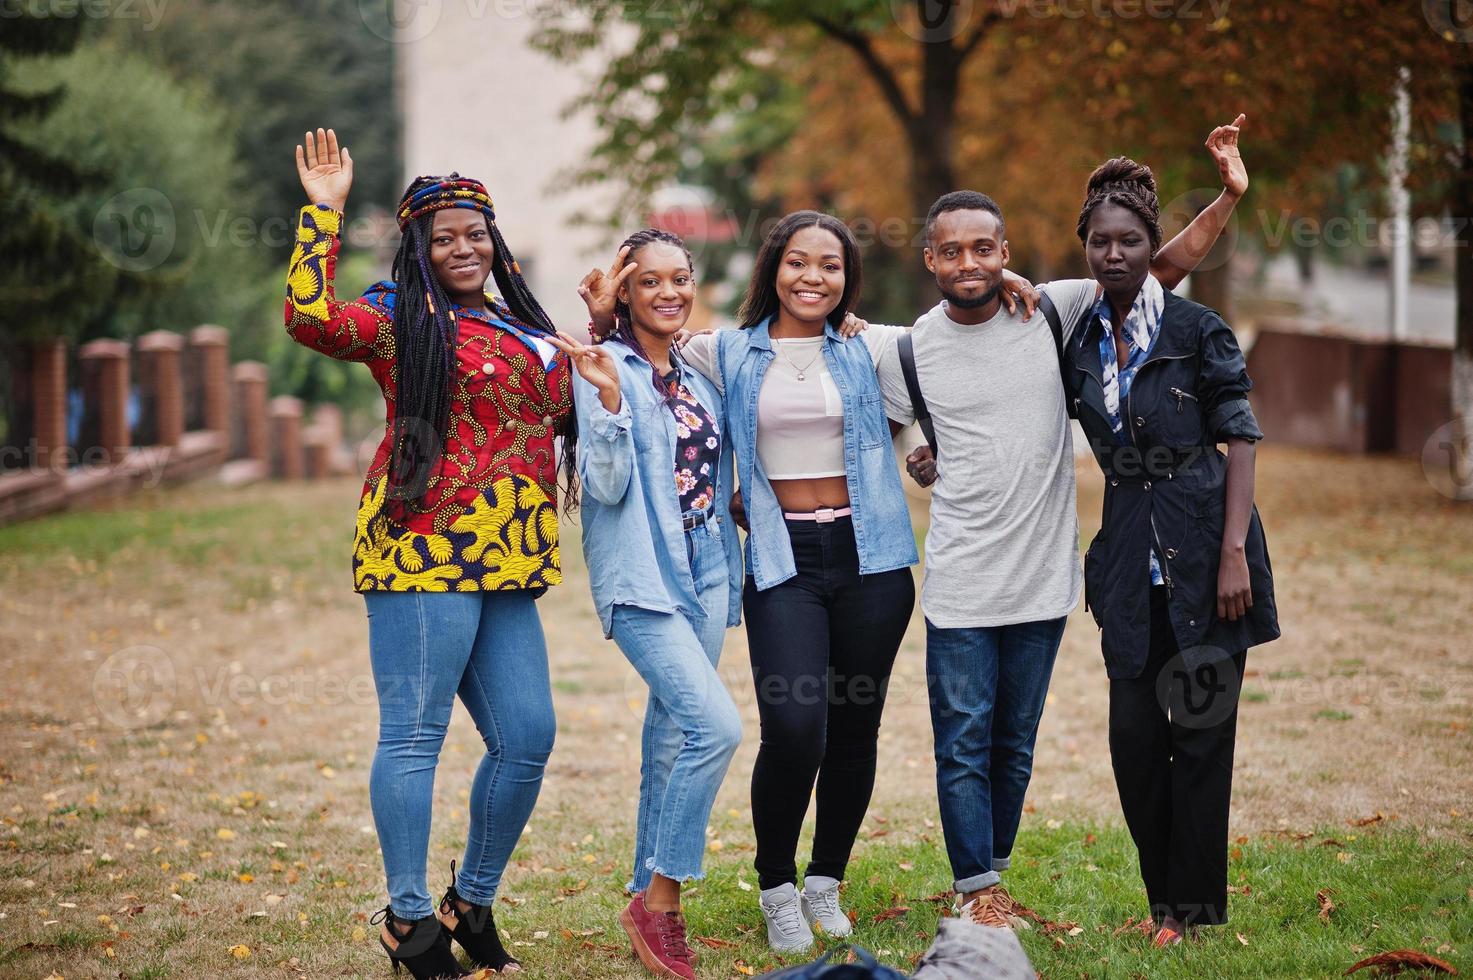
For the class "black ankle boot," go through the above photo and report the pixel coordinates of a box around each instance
[370,905,467,979]
[438,860,521,972]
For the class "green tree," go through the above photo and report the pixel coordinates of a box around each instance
[14,40,273,353]
[0,13,131,344]
[95,0,402,253]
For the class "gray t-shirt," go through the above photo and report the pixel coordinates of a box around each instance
[873,280,1098,628]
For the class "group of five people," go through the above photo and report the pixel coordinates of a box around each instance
[284,111,1278,978]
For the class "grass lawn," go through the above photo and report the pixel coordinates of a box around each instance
[1,447,1470,978]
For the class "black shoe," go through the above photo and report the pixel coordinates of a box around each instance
[371,904,468,979]
[438,860,521,972]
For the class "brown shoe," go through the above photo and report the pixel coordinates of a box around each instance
[619,893,695,979]
[959,887,1014,930]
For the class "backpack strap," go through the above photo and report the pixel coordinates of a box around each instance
[1039,291,1065,358]
[897,331,937,458]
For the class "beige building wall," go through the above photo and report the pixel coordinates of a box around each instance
[396,0,621,332]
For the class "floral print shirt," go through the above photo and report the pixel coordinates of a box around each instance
[663,369,721,515]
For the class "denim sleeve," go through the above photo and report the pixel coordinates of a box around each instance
[1198,312,1264,443]
[573,371,634,505]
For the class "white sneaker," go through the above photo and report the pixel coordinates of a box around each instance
[760,882,814,952]
[800,875,852,937]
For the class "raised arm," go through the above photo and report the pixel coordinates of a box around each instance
[284,128,393,363]
[1150,114,1248,290]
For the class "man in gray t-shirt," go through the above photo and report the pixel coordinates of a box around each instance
[869,190,1223,928]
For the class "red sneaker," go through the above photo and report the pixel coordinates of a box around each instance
[619,893,696,979]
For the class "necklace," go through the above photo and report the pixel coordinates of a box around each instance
[774,338,823,382]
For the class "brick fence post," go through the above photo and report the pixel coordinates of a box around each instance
[136,331,184,448]
[31,340,69,471]
[231,361,269,464]
[269,396,304,479]
[187,325,230,435]
[78,339,130,465]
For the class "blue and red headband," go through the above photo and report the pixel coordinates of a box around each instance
[396,174,496,231]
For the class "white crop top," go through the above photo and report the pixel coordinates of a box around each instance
[680,327,902,481]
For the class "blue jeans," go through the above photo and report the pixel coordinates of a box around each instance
[363,590,555,919]
[927,616,1067,893]
[612,519,741,892]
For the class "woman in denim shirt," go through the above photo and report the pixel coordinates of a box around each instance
[1063,159,1279,948]
[551,229,743,980]
[677,212,917,951]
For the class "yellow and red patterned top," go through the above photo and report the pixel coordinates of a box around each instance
[284,204,572,593]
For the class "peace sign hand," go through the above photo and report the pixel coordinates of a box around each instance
[1205,113,1248,200]
[296,127,353,213]
[578,245,639,340]
[546,331,622,413]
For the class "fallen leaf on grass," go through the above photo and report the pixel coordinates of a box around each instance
[1344,950,1458,975]
[694,935,739,949]
[229,944,251,959]
[1318,889,1336,924]
[1349,813,1385,828]
[1237,932,1250,946]
[733,962,756,976]
[873,905,911,923]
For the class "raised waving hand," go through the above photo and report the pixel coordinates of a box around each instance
[296,127,353,213]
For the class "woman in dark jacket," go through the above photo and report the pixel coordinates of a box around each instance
[1061,155,1279,947]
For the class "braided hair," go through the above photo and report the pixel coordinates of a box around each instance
[387,174,579,511]
[607,228,694,402]
[1075,157,1163,255]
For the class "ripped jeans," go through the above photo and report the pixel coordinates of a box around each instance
[611,518,742,892]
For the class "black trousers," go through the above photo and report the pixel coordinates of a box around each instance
[744,517,915,891]
[1109,586,1245,927]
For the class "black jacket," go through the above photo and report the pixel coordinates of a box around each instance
[1061,289,1280,679]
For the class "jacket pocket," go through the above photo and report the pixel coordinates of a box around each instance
[855,391,887,449]
[1083,529,1106,629]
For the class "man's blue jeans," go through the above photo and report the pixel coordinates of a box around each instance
[363,590,555,919]
[927,616,1067,893]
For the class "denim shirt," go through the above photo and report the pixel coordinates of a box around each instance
[575,340,743,637]
[713,318,918,590]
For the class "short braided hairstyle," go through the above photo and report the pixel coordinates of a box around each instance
[1076,157,1163,256]
[608,228,694,402]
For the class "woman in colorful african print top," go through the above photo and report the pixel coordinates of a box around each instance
[286,127,571,978]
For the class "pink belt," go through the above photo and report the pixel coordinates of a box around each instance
[782,506,853,523]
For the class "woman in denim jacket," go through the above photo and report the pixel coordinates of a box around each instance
[1062,158,1279,948]
[677,212,917,951]
[552,229,743,980]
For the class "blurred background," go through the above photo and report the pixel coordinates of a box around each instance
[2,0,1471,511]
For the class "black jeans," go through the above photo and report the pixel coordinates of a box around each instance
[744,517,915,891]
[1109,586,1245,927]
